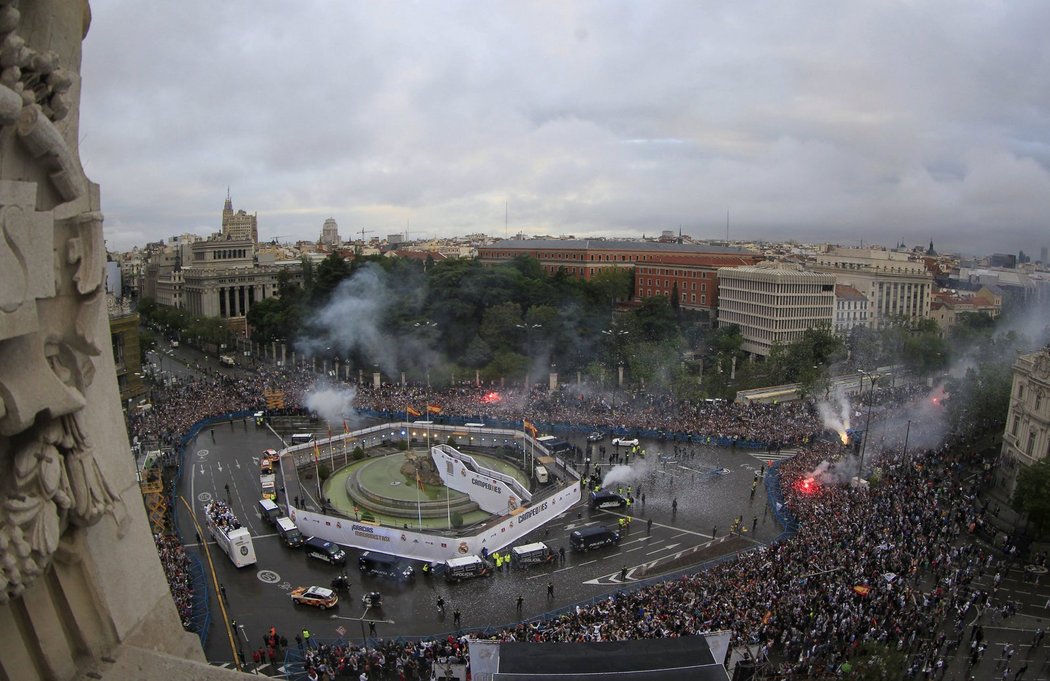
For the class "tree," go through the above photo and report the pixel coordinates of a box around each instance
[843,642,908,680]
[479,302,524,353]
[312,252,352,303]
[1012,458,1050,537]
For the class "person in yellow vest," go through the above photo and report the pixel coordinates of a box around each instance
[625,496,633,515]
[504,551,512,573]
[494,553,502,572]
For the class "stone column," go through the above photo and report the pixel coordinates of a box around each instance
[0,2,218,679]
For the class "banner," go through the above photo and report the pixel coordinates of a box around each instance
[426,404,443,415]
[407,406,422,417]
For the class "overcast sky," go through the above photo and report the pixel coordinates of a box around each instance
[81,1,1050,257]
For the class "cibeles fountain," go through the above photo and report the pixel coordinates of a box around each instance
[1,2,235,679]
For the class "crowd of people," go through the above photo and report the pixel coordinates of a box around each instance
[134,354,1024,679]
[153,533,195,630]
[206,499,242,530]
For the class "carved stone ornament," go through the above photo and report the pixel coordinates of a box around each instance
[1,0,125,604]
[1035,351,1050,381]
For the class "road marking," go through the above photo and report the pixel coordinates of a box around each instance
[625,546,643,552]
[578,560,596,566]
[646,543,680,555]
[257,570,281,584]
[553,566,574,573]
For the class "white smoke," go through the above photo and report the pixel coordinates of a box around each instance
[807,459,854,485]
[601,464,639,488]
[304,384,358,424]
[298,263,410,376]
[816,388,852,442]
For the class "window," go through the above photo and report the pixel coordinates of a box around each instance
[1012,415,1020,436]
[1027,431,1036,456]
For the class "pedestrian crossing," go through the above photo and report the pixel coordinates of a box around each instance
[747,449,799,466]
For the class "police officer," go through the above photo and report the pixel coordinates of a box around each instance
[421,561,431,577]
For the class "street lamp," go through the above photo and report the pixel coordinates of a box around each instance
[857,369,879,481]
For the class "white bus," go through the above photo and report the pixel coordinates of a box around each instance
[205,501,256,568]
[290,433,314,445]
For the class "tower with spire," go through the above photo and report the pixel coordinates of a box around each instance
[220,189,258,243]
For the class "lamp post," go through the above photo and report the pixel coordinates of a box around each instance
[857,369,878,480]
[414,321,438,387]
[516,323,542,387]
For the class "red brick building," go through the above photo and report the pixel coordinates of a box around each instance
[477,239,761,312]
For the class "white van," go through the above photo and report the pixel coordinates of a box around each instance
[219,354,235,366]
[534,465,549,484]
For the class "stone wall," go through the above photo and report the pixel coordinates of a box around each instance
[1,2,235,678]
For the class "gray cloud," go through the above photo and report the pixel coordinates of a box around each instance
[81,1,1050,256]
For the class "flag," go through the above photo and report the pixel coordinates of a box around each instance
[523,420,538,437]
[313,441,321,463]
[407,406,422,417]
[416,470,425,492]
[852,585,871,596]
[426,404,442,415]
[343,420,350,435]
[761,611,772,625]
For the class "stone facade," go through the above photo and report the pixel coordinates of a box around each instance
[220,193,257,243]
[0,2,233,679]
[811,246,932,328]
[999,348,1050,497]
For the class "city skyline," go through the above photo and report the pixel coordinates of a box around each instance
[83,2,1050,256]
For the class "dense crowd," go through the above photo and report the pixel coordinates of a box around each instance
[131,362,833,450]
[206,500,242,530]
[154,533,195,629]
[136,357,1015,678]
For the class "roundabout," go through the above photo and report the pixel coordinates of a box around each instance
[320,447,532,528]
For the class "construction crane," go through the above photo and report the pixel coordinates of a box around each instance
[357,227,373,242]
[266,234,292,245]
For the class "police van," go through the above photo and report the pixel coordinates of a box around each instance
[257,498,281,526]
[304,536,347,565]
[275,517,304,548]
[589,490,627,510]
[510,542,554,568]
[358,551,415,581]
[442,555,492,582]
[569,525,622,552]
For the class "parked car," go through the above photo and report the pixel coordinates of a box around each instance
[586,431,604,442]
[611,437,639,447]
[290,586,338,609]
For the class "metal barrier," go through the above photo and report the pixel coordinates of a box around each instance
[357,409,805,451]
[184,552,211,641]
[167,410,254,646]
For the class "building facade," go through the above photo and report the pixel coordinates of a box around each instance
[321,217,341,246]
[833,284,869,336]
[999,347,1050,497]
[717,262,836,357]
[108,296,145,403]
[478,239,760,313]
[221,192,259,243]
[811,246,932,328]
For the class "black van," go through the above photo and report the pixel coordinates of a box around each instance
[442,555,492,582]
[304,536,347,565]
[570,525,622,552]
[589,490,627,510]
[358,551,415,581]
